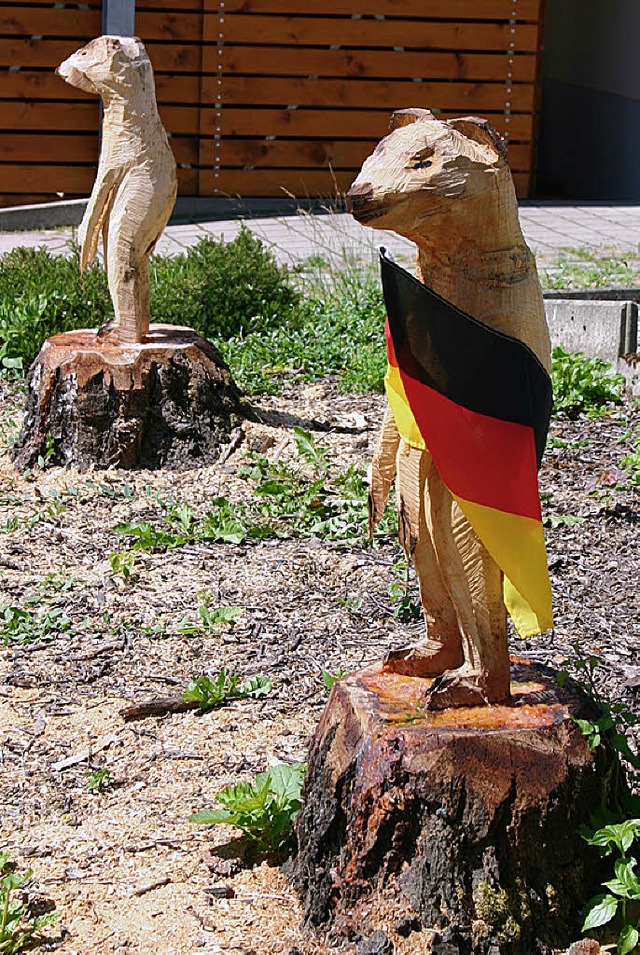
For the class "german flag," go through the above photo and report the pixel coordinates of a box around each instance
[380,249,553,638]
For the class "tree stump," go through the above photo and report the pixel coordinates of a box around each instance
[292,659,614,955]
[12,325,250,470]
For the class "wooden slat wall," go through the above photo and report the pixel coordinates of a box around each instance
[0,0,544,207]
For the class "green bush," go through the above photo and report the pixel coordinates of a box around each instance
[149,225,300,339]
[551,346,625,416]
[0,246,110,367]
[0,230,387,393]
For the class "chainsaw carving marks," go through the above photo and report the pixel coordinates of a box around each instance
[57,36,177,344]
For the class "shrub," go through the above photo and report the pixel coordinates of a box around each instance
[0,246,110,367]
[149,225,300,339]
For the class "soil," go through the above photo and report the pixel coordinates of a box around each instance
[0,374,638,955]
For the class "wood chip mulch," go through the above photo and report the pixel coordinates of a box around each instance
[0,375,638,955]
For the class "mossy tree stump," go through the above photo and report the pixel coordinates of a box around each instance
[12,325,250,470]
[292,659,614,955]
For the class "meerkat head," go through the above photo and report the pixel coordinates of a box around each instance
[56,35,153,98]
[347,109,508,235]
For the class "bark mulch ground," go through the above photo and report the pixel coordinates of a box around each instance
[0,375,638,955]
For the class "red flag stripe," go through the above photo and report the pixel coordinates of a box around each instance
[387,326,542,522]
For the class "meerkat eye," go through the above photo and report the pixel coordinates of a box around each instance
[410,147,434,170]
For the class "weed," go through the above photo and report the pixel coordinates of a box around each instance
[0,604,72,645]
[580,821,640,953]
[177,596,243,635]
[552,347,626,417]
[190,762,305,854]
[558,653,640,952]
[540,249,640,291]
[108,550,137,582]
[621,428,640,486]
[388,561,422,623]
[0,246,110,366]
[0,850,57,954]
[322,668,347,693]
[83,768,114,793]
[182,670,272,711]
[543,514,586,529]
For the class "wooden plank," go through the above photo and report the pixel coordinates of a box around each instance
[198,137,533,172]
[201,46,536,83]
[0,99,195,135]
[136,11,206,41]
[0,9,201,43]
[200,166,532,198]
[0,131,197,165]
[0,8,100,36]
[0,133,97,163]
[0,164,96,193]
[0,72,99,101]
[0,38,203,74]
[204,107,536,142]
[0,71,204,103]
[0,163,199,195]
[0,194,64,208]
[205,77,535,112]
[219,0,542,20]
[200,169,531,199]
[205,16,540,52]
[0,0,99,6]
[0,100,99,130]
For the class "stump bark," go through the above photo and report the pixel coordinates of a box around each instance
[12,325,250,470]
[292,659,614,955]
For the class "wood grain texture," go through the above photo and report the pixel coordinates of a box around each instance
[204,15,540,51]
[204,77,535,112]
[201,45,537,82]
[348,111,549,704]
[57,37,177,345]
[220,0,542,18]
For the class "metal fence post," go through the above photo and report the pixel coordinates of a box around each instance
[102,0,135,36]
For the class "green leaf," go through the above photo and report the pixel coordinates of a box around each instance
[582,893,619,931]
[189,808,234,825]
[618,924,639,955]
[237,675,272,698]
[267,762,305,804]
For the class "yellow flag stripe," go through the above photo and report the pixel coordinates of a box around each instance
[384,362,553,637]
[454,496,554,637]
[385,362,425,450]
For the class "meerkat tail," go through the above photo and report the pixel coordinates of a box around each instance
[368,403,400,538]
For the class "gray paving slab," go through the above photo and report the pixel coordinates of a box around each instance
[0,205,638,270]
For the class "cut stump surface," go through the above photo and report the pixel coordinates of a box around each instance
[292,659,613,955]
[12,325,250,470]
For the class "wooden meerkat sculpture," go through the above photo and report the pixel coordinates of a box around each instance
[57,36,177,345]
[347,109,553,708]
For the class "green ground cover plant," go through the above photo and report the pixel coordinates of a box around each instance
[0,851,57,953]
[182,670,272,711]
[190,762,305,855]
[551,346,626,416]
[113,428,383,555]
[540,249,640,291]
[558,653,640,952]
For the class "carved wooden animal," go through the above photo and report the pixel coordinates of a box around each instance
[347,109,551,708]
[57,36,177,344]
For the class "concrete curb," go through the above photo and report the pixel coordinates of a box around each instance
[0,196,346,233]
[545,299,639,395]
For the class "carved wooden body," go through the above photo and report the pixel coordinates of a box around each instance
[57,36,177,344]
[347,109,551,707]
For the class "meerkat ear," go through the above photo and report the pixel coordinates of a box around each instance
[389,108,436,131]
[448,116,508,160]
